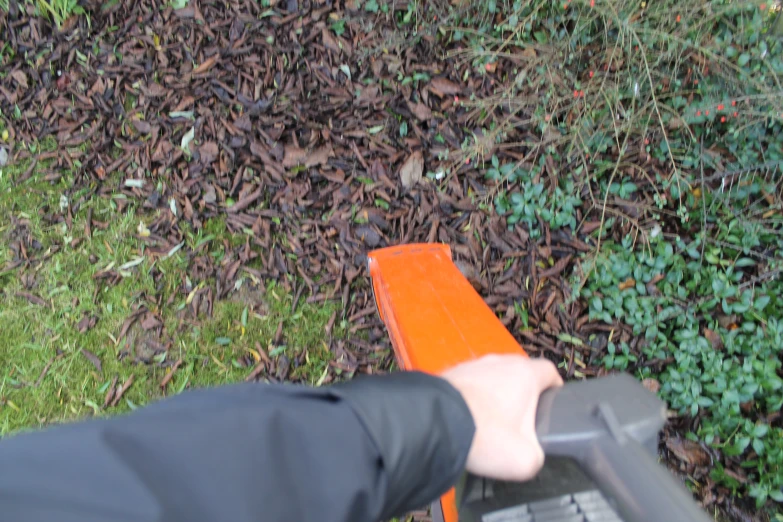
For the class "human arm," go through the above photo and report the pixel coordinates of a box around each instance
[0,354,561,522]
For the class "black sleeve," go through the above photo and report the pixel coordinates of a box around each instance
[0,371,475,522]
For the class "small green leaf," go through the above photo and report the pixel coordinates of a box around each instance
[215,337,232,346]
[269,345,286,357]
[738,53,751,67]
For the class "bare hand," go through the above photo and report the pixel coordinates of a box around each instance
[441,355,563,481]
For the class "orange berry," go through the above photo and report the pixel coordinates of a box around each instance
[574,90,579,98]
[676,14,681,22]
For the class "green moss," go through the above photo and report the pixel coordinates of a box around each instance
[1,160,342,435]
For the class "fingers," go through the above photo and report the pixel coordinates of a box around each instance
[527,357,564,390]
[467,424,546,482]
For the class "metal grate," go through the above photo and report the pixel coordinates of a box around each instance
[482,490,623,522]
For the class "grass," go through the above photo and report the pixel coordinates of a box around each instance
[0,141,344,436]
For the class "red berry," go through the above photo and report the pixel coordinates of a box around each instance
[717,104,724,111]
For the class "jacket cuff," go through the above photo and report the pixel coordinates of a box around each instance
[331,371,475,519]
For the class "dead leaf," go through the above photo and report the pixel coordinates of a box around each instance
[282,145,333,168]
[88,77,106,96]
[76,315,97,333]
[132,120,152,134]
[665,437,710,467]
[10,70,28,89]
[703,328,723,351]
[304,146,333,168]
[455,260,482,291]
[322,28,342,54]
[642,378,661,394]
[540,255,573,278]
[618,278,636,291]
[80,348,102,373]
[199,142,219,164]
[668,116,686,130]
[143,83,166,97]
[354,226,381,248]
[519,47,537,58]
[283,146,307,168]
[15,292,47,307]
[399,150,424,189]
[203,184,217,204]
[717,314,737,329]
[429,77,461,96]
[141,313,162,330]
[193,55,219,74]
[408,101,432,121]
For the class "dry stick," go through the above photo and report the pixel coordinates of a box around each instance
[34,353,63,387]
[159,359,183,390]
[103,375,118,408]
[245,361,266,382]
[110,375,135,407]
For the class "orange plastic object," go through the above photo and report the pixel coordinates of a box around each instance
[368,243,528,522]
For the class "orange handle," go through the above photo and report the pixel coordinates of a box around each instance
[368,244,528,522]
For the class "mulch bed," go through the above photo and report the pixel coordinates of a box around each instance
[0,1,766,519]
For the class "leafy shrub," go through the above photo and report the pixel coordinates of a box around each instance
[488,155,582,238]
[470,0,783,508]
[577,233,783,506]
